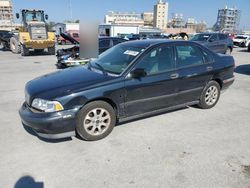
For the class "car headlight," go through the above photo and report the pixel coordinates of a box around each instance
[31,98,64,112]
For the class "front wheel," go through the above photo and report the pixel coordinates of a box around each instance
[198,81,221,109]
[76,101,116,141]
[21,44,29,56]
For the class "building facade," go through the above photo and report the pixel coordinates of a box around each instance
[104,11,144,26]
[142,12,154,27]
[153,0,168,29]
[168,13,185,28]
[0,0,14,30]
[213,6,240,33]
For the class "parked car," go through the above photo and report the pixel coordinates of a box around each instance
[56,33,127,68]
[248,42,250,52]
[57,30,80,45]
[19,40,235,141]
[190,33,233,54]
[233,35,250,47]
[0,30,14,50]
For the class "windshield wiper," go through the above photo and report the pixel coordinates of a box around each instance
[94,62,107,75]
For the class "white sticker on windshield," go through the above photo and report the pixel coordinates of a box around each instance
[124,50,139,56]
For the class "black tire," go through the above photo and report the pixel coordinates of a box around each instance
[10,37,21,54]
[198,81,221,109]
[21,44,29,56]
[34,49,44,53]
[76,101,116,141]
[48,46,56,55]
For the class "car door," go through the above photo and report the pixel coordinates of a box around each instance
[207,34,219,53]
[218,34,228,53]
[99,38,111,54]
[124,45,179,117]
[174,44,214,104]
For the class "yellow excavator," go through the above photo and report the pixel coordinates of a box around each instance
[10,9,55,56]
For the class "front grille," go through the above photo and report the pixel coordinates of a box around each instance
[30,25,48,40]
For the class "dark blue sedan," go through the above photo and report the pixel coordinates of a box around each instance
[19,40,235,141]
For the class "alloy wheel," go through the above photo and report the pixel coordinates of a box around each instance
[83,108,111,136]
[205,86,218,106]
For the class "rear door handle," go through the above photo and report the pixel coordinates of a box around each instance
[170,73,179,79]
[207,66,213,71]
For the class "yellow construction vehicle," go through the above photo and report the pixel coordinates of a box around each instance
[10,9,55,56]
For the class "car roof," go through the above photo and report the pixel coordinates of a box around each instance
[120,39,196,48]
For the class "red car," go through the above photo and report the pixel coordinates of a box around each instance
[57,30,80,45]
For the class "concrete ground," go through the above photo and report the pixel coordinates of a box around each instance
[0,46,250,188]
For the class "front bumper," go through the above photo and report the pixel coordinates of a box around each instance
[24,41,55,49]
[19,103,79,139]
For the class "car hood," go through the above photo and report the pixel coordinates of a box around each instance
[25,66,114,104]
[60,32,79,44]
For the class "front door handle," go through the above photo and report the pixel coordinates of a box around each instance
[207,66,213,71]
[170,73,179,79]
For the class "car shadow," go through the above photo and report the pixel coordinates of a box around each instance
[14,176,44,188]
[237,49,249,53]
[22,124,72,143]
[235,64,250,75]
[0,46,10,51]
[27,51,53,56]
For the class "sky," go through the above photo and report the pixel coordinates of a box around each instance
[12,0,250,29]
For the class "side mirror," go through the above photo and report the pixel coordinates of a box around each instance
[45,14,48,20]
[129,68,147,79]
[16,13,19,19]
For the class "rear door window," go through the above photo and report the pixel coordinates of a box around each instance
[218,34,227,40]
[112,39,125,46]
[209,34,218,42]
[176,45,205,68]
[99,39,111,48]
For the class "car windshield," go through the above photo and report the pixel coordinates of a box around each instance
[90,44,145,75]
[190,34,212,41]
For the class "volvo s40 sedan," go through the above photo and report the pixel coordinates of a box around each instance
[19,40,235,141]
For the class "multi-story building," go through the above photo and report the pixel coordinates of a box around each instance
[104,11,144,26]
[142,12,154,27]
[0,0,14,30]
[168,13,185,28]
[153,0,168,29]
[213,6,240,33]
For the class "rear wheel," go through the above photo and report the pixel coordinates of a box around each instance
[21,44,29,56]
[48,46,56,55]
[76,101,116,141]
[10,37,21,54]
[198,81,221,109]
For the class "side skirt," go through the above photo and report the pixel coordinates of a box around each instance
[119,101,200,123]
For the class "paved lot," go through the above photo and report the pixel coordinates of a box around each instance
[0,46,250,188]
